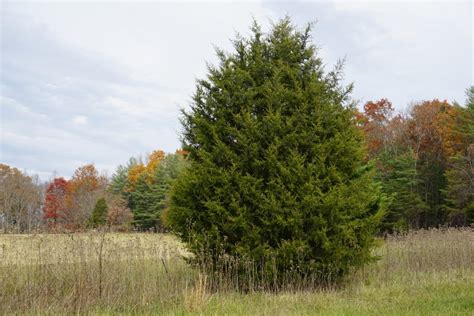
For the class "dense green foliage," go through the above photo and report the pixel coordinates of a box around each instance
[89,197,108,228]
[443,153,474,225]
[167,18,386,287]
[129,154,188,231]
[376,151,428,232]
[443,88,474,226]
[110,153,188,231]
[109,159,136,195]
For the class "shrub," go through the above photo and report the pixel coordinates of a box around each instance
[167,18,386,289]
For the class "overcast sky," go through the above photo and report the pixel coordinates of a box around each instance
[1,0,472,181]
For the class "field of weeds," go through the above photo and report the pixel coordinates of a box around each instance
[1,229,473,315]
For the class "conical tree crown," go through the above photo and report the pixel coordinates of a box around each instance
[168,18,385,287]
[90,197,108,228]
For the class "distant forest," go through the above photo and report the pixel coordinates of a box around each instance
[1,87,473,233]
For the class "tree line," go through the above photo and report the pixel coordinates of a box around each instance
[1,91,471,234]
[0,151,187,233]
[357,90,474,232]
[0,43,474,232]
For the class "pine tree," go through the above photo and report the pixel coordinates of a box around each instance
[167,18,386,287]
[377,151,428,232]
[443,149,474,226]
[127,174,154,230]
[459,86,474,145]
[443,87,474,226]
[89,198,108,228]
[128,154,187,231]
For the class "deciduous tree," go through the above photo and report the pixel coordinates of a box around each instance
[66,164,108,229]
[43,177,69,226]
[106,197,133,230]
[1,164,42,232]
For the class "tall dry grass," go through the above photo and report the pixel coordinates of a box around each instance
[353,228,474,286]
[0,228,473,314]
[0,232,194,314]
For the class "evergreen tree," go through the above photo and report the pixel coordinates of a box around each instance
[127,174,153,230]
[460,86,474,144]
[167,18,386,287]
[444,87,474,226]
[129,154,187,231]
[109,157,139,196]
[377,151,428,232]
[443,149,474,226]
[89,198,108,228]
[109,165,129,195]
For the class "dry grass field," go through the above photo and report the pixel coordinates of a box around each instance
[1,228,473,315]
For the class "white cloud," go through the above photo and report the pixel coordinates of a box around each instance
[72,115,88,125]
[264,1,472,109]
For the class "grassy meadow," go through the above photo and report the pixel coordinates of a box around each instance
[1,229,473,315]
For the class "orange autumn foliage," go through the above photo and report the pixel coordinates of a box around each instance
[145,150,166,176]
[358,99,398,158]
[65,164,107,229]
[127,163,146,190]
[175,149,189,157]
[126,150,166,190]
[407,99,461,163]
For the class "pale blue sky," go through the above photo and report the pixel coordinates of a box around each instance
[1,0,472,180]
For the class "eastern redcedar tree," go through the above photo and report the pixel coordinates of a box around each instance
[167,18,386,287]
